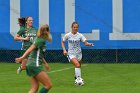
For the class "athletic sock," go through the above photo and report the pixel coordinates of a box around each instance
[75,68,81,78]
[39,87,48,93]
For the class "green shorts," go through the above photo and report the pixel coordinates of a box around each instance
[26,65,44,77]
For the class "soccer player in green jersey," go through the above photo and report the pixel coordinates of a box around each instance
[14,17,50,74]
[14,17,37,74]
[16,24,52,93]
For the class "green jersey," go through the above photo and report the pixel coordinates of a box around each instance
[17,26,37,50]
[27,37,46,67]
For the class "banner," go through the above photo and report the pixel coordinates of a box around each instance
[0,0,140,50]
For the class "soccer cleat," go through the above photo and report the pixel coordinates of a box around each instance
[74,76,77,80]
[17,66,22,74]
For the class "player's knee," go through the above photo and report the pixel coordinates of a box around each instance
[44,82,52,90]
[75,63,81,68]
[49,84,52,89]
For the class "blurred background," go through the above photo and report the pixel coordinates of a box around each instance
[0,0,140,63]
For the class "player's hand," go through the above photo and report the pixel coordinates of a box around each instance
[24,36,30,41]
[63,50,68,56]
[47,34,52,42]
[45,64,50,71]
[44,62,51,71]
[90,43,94,46]
[15,57,23,63]
[84,41,94,46]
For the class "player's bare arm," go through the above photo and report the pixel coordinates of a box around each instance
[14,34,30,41]
[15,45,36,63]
[43,58,50,71]
[61,40,68,56]
[84,41,93,46]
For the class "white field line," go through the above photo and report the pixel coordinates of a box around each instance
[48,64,88,74]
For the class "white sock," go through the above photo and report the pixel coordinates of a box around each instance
[75,68,81,78]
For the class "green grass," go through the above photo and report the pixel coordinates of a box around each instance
[0,63,140,93]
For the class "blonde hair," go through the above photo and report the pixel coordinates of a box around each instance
[37,24,50,39]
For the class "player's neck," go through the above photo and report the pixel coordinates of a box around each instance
[27,26,32,29]
[72,31,77,35]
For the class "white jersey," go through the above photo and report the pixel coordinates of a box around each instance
[62,32,86,54]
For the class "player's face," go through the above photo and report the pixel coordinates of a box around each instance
[72,24,78,34]
[26,17,33,27]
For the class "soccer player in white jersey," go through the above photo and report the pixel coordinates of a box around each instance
[61,21,93,81]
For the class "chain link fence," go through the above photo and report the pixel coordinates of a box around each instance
[0,49,140,63]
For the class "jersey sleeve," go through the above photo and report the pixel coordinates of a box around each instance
[62,33,69,42]
[17,26,26,36]
[80,34,87,42]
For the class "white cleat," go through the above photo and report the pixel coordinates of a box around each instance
[17,66,22,74]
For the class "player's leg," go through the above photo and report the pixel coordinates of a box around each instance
[28,77,39,93]
[21,58,27,69]
[17,58,27,74]
[35,71,52,93]
[70,53,82,79]
[71,58,81,79]
[17,50,28,74]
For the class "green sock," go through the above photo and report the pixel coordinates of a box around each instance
[39,87,48,93]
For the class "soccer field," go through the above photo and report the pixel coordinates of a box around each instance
[0,63,140,93]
